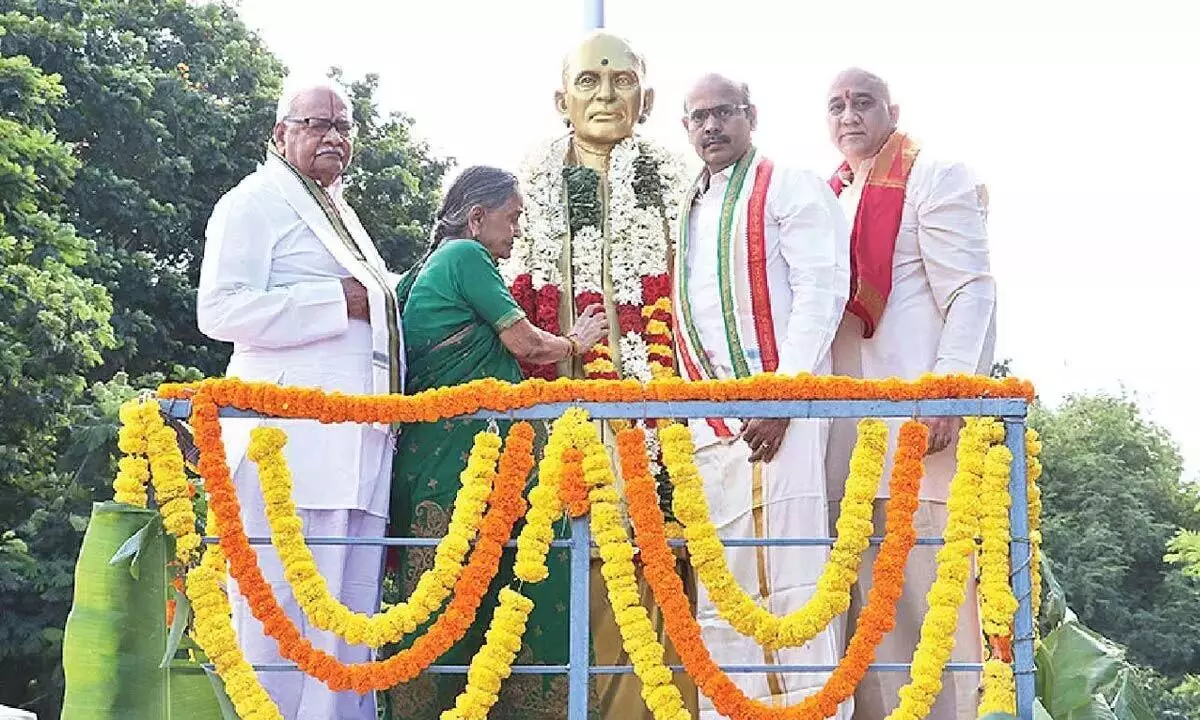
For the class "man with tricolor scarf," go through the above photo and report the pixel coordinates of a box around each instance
[674,73,853,719]
[823,68,997,720]
[197,77,402,720]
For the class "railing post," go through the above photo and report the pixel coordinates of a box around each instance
[567,515,591,720]
[1006,418,1036,720]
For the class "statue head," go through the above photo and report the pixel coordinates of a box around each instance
[555,31,654,148]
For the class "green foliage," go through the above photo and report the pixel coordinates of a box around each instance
[0,1,447,715]
[0,25,115,714]
[1033,394,1200,676]
[336,69,451,272]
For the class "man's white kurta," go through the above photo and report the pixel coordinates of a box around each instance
[197,153,403,720]
[680,151,852,719]
[825,145,996,720]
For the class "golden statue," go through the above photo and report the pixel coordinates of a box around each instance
[498,30,700,720]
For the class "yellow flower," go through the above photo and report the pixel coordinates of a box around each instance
[245,425,500,648]
[978,658,1016,716]
[441,586,534,720]
[886,417,1001,720]
[573,415,689,720]
[514,409,584,582]
[660,418,888,649]
[186,544,283,720]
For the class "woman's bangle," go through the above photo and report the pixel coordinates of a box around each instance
[565,334,581,356]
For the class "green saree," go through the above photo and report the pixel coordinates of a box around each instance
[386,239,598,719]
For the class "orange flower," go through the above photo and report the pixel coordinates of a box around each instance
[159,374,1033,430]
[190,393,533,692]
[619,422,927,719]
[559,447,590,518]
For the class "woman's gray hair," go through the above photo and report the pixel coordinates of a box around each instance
[432,166,519,243]
[275,74,354,123]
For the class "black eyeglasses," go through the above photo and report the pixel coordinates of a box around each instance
[283,116,356,137]
[686,104,750,126]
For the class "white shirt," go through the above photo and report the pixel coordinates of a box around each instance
[197,158,401,515]
[683,152,851,446]
[829,148,996,502]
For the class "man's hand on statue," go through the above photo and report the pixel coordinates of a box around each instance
[568,304,609,351]
[341,277,370,320]
[742,418,789,464]
[923,416,965,455]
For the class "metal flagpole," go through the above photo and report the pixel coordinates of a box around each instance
[584,0,604,29]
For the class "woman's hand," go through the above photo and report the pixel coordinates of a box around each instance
[567,304,608,351]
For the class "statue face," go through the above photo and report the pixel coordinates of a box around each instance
[556,33,654,147]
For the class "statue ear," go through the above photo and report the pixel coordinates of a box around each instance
[554,89,570,125]
[641,88,655,122]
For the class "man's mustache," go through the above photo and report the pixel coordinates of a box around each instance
[702,135,730,148]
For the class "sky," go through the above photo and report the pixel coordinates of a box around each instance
[230,0,1200,474]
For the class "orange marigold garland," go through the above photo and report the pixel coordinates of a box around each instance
[157,373,1034,428]
[559,447,590,518]
[622,421,928,719]
[190,392,533,692]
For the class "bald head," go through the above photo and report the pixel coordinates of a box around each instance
[684,73,751,113]
[829,67,891,105]
[826,67,899,167]
[681,72,756,174]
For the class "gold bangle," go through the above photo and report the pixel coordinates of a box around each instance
[566,334,581,356]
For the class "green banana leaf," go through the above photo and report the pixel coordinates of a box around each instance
[1035,619,1155,720]
[60,501,225,719]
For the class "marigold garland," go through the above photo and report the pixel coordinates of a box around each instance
[112,398,200,564]
[978,443,1018,639]
[113,400,151,507]
[580,421,691,720]
[514,409,583,582]
[247,425,501,648]
[625,420,929,719]
[886,417,1004,720]
[439,587,535,720]
[1026,429,1044,635]
[157,374,1035,428]
[185,508,283,720]
[559,446,590,518]
[189,392,533,693]
[661,418,888,650]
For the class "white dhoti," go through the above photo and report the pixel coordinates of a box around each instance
[693,419,852,720]
[228,449,389,720]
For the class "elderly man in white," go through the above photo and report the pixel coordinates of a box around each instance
[674,73,852,719]
[197,76,401,720]
[823,68,997,720]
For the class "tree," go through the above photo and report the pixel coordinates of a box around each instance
[336,69,452,272]
[0,1,449,714]
[1033,393,1200,676]
[0,29,115,713]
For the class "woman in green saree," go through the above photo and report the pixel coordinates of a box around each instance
[386,166,607,719]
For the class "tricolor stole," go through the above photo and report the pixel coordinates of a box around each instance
[674,149,778,438]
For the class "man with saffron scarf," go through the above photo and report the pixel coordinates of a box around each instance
[674,73,852,719]
[197,75,401,720]
[823,68,997,719]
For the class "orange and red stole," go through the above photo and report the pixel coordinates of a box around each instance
[829,131,920,338]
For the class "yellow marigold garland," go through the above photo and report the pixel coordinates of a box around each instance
[439,587,535,720]
[1026,429,1044,633]
[977,442,1018,716]
[246,425,500,649]
[575,417,691,720]
[112,398,200,563]
[186,510,284,720]
[113,399,152,507]
[514,409,585,582]
[887,417,1004,720]
[978,443,1018,637]
[660,418,889,649]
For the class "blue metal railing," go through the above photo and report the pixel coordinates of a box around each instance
[163,396,1034,720]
